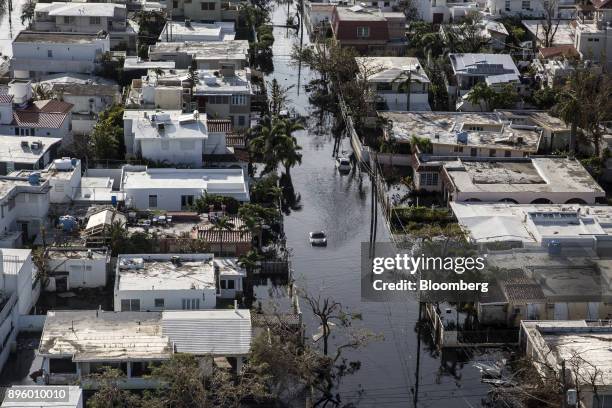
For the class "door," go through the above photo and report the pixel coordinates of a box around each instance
[432,13,444,24]
[55,276,68,292]
[587,302,599,320]
[553,303,569,320]
[19,222,28,239]
[527,303,539,320]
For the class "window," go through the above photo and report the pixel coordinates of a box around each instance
[47,50,53,58]
[470,148,478,156]
[357,26,370,38]
[154,298,165,308]
[90,16,101,24]
[208,95,229,104]
[376,83,393,91]
[201,2,216,9]
[227,279,235,289]
[121,299,140,311]
[384,1,390,5]
[238,115,245,126]
[453,145,464,153]
[148,195,158,208]
[182,298,200,309]
[521,0,530,9]
[231,94,247,105]
[173,0,178,8]
[504,0,510,10]
[419,172,438,187]
[489,149,496,157]
[63,16,74,24]
[181,195,195,208]
[504,150,511,157]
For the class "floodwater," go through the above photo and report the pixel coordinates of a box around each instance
[265,4,493,407]
[0,0,25,57]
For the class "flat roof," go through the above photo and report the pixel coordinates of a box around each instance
[355,56,430,83]
[149,40,249,61]
[35,2,124,17]
[496,110,570,132]
[117,254,216,291]
[445,158,605,195]
[46,247,108,260]
[522,19,574,45]
[122,167,249,200]
[123,57,175,71]
[1,386,82,408]
[335,6,387,21]
[159,21,235,42]
[39,310,171,361]
[0,135,61,164]
[522,320,612,386]
[449,53,519,77]
[0,176,49,202]
[14,31,108,44]
[124,110,208,140]
[1,248,31,276]
[194,69,252,95]
[451,203,612,243]
[379,111,540,151]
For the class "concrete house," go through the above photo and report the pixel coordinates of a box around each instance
[45,247,110,291]
[114,254,245,311]
[168,0,239,23]
[355,56,431,111]
[416,0,479,23]
[572,0,612,70]
[521,320,612,408]
[32,2,136,50]
[11,31,110,79]
[158,20,236,42]
[0,135,61,175]
[487,0,560,17]
[148,40,249,70]
[38,309,252,387]
[120,166,250,211]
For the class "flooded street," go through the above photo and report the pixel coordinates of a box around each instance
[0,0,25,57]
[266,5,491,406]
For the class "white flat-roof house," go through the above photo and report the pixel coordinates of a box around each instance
[12,158,82,204]
[0,249,41,375]
[448,53,521,110]
[11,31,110,79]
[45,248,110,291]
[416,0,479,23]
[451,202,612,249]
[0,173,51,247]
[159,21,235,42]
[32,2,136,50]
[572,1,612,70]
[148,40,249,70]
[0,135,61,175]
[114,254,245,311]
[126,69,192,111]
[121,166,249,210]
[356,56,431,111]
[123,110,212,167]
[38,309,252,387]
[168,0,239,22]
[487,0,561,17]
[1,386,83,408]
[442,157,606,204]
[521,320,612,408]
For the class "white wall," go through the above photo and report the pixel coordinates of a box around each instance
[114,288,216,311]
[138,138,203,167]
[47,256,108,289]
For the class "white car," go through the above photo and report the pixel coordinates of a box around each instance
[335,157,351,172]
[309,231,327,246]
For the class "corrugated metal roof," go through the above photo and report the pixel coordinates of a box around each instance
[13,100,73,129]
[162,309,252,355]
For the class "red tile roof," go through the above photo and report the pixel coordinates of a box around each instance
[207,119,233,133]
[0,94,14,104]
[538,45,579,59]
[13,99,73,129]
[193,216,252,243]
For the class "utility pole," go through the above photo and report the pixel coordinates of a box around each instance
[414,301,422,407]
[561,359,567,408]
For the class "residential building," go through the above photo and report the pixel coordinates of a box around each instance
[38,309,252,387]
[442,157,605,204]
[451,202,612,248]
[305,3,335,35]
[123,58,175,73]
[572,0,612,70]
[32,2,136,50]
[121,166,250,210]
[331,6,407,54]
[379,110,571,191]
[0,249,40,378]
[532,57,577,87]
[0,135,61,175]
[521,320,612,408]
[355,56,431,111]
[45,247,110,291]
[194,67,252,129]
[0,174,52,246]
[439,19,509,50]
[448,54,520,97]
[487,0,561,17]
[123,110,215,167]
[148,40,249,70]
[158,20,235,42]
[127,69,192,111]
[416,0,479,23]
[168,0,239,23]
[522,19,575,46]
[11,31,110,79]
[11,158,83,204]
[114,254,245,311]
[1,386,83,408]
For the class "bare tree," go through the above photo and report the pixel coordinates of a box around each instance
[539,0,561,48]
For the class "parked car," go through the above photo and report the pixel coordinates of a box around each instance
[335,157,351,172]
[309,231,327,246]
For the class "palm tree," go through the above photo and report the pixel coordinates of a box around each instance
[466,82,496,112]
[108,221,128,256]
[32,83,54,101]
[268,79,294,116]
[277,135,302,178]
[392,70,421,111]
[211,216,235,256]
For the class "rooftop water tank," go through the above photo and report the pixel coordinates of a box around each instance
[54,158,73,171]
[28,173,41,186]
